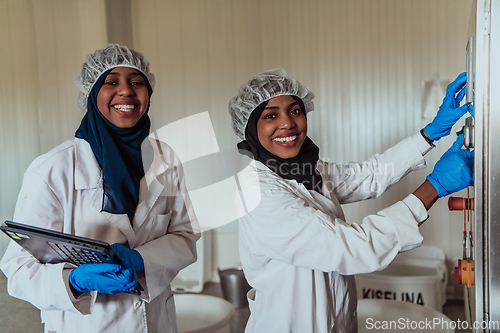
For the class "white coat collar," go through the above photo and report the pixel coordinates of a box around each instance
[143,137,170,187]
[249,159,346,221]
[74,138,102,190]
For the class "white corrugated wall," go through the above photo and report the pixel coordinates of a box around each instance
[1,0,473,296]
[0,0,108,252]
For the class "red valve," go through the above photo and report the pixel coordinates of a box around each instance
[448,197,474,211]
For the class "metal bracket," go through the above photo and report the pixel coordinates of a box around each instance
[464,117,474,149]
[485,11,491,35]
[457,116,475,149]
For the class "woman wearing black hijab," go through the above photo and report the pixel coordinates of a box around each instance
[1,44,199,333]
[229,68,473,332]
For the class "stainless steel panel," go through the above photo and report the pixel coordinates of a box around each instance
[473,0,500,331]
[473,0,487,330]
[487,0,500,329]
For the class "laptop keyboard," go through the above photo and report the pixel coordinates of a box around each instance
[48,242,106,266]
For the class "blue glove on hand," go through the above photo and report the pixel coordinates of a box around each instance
[469,104,475,118]
[426,135,474,197]
[424,72,470,141]
[69,263,137,294]
[111,243,144,272]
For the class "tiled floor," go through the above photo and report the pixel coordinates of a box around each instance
[0,274,469,333]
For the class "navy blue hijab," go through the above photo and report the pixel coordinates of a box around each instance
[75,68,153,224]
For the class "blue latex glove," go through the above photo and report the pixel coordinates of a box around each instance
[426,135,474,197]
[424,72,470,141]
[69,263,137,294]
[111,243,144,272]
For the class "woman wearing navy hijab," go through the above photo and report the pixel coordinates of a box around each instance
[0,44,200,333]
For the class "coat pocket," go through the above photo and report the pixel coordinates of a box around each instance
[146,211,173,242]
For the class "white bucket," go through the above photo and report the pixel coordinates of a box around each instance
[355,245,447,312]
[174,294,235,333]
[358,299,454,333]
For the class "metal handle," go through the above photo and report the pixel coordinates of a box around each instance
[466,36,474,106]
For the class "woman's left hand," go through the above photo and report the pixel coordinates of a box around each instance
[424,72,471,141]
[111,243,144,272]
[426,135,474,197]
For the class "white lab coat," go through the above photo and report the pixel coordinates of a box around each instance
[237,133,433,333]
[0,137,200,333]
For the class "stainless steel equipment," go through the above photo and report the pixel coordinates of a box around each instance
[471,0,500,331]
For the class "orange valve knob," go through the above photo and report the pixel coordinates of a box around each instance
[454,258,475,288]
[448,197,474,211]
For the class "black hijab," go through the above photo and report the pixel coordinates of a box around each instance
[75,68,153,224]
[237,96,323,193]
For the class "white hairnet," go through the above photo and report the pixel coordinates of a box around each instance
[229,68,315,140]
[75,44,156,112]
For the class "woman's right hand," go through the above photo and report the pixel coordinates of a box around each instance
[423,72,470,141]
[69,263,137,294]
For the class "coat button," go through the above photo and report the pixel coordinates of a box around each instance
[134,301,141,309]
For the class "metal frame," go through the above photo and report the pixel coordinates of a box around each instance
[486,0,500,329]
[474,0,500,331]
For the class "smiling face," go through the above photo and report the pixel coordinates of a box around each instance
[257,95,307,159]
[96,67,149,128]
